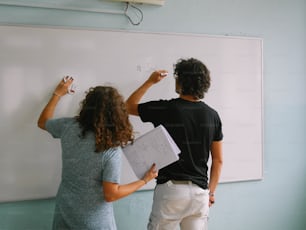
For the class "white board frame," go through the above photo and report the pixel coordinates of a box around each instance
[0,25,263,202]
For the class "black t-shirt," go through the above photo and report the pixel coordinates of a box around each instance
[138,98,223,189]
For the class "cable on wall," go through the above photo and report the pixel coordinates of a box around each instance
[0,1,144,25]
[124,3,143,25]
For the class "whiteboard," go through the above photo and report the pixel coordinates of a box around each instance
[0,25,263,202]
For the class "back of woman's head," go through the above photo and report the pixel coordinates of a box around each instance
[174,58,211,99]
[77,86,134,152]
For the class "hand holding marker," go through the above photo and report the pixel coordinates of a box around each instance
[63,76,76,94]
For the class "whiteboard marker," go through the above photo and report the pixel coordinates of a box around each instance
[63,76,73,83]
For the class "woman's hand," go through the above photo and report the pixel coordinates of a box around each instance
[142,163,158,184]
[103,164,158,202]
[53,76,74,97]
[37,76,74,130]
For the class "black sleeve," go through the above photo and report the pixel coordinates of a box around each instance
[213,113,223,141]
[138,100,169,125]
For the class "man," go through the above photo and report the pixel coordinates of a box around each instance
[126,58,223,230]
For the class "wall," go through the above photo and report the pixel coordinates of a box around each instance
[0,0,305,229]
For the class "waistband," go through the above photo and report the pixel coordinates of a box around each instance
[158,179,208,190]
[168,180,193,185]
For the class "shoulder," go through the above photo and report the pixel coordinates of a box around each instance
[102,147,122,160]
[139,98,178,108]
[100,147,122,168]
[201,102,219,114]
[45,117,79,138]
[46,117,76,126]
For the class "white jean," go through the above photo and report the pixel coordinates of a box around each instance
[147,180,210,230]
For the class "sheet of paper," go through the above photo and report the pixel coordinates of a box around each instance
[122,125,180,179]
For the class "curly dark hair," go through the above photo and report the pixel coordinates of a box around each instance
[174,58,211,99]
[76,86,134,152]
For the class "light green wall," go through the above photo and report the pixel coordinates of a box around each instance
[0,0,305,229]
[0,199,54,230]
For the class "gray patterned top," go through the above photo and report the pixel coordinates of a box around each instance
[46,118,122,230]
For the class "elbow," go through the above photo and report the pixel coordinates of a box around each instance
[216,158,223,166]
[125,102,139,116]
[103,192,118,203]
[37,120,46,130]
[212,157,223,167]
[217,158,223,165]
[37,116,48,130]
[104,197,116,203]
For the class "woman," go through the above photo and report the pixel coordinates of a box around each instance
[38,76,158,230]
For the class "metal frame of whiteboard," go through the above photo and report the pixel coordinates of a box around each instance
[0,25,263,201]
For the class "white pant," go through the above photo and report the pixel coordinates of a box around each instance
[147,180,210,230]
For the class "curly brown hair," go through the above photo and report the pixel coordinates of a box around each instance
[174,58,211,99]
[76,86,134,152]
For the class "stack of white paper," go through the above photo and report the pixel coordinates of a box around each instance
[123,125,180,179]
